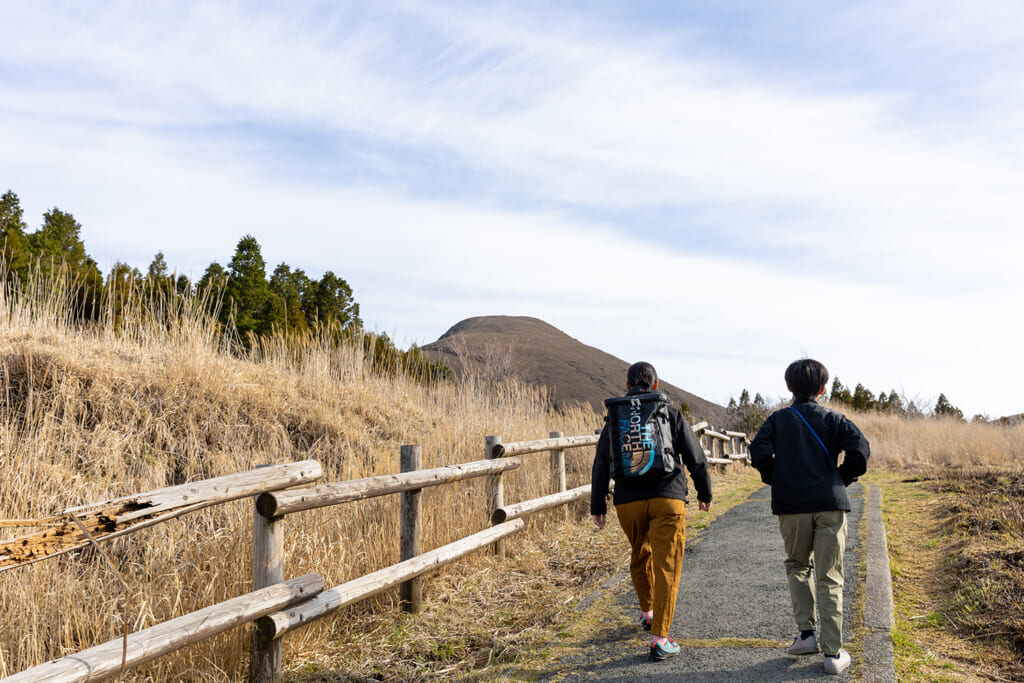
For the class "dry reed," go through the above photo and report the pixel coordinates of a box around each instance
[830,406,1022,469]
[0,267,597,680]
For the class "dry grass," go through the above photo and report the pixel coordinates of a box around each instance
[0,270,597,680]
[848,407,1024,681]
[850,409,1023,468]
[869,467,1024,682]
[933,468,1024,675]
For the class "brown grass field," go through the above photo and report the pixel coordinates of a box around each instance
[1,269,1022,680]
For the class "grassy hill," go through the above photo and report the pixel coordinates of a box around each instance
[422,315,727,423]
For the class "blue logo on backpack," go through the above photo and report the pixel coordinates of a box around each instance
[605,393,677,481]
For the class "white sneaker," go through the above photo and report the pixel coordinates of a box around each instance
[788,633,818,655]
[823,649,851,674]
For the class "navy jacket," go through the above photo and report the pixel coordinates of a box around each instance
[590,388,712,516]
[749,398,870,515]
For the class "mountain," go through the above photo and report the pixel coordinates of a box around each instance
[421,316,727,423]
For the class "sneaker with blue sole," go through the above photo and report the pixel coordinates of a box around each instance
[649,638,680,661]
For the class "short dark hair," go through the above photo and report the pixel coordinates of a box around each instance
[627,361,657,390]
[785,358,829,400]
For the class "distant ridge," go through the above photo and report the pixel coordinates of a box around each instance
[422,316,726,423]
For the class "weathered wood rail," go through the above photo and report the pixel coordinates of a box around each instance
[0,420,748,683]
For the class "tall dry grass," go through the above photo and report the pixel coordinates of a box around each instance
[0,267,598,680]
[841,408,1023,469]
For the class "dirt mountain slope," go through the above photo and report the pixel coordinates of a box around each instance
[422,316,726,423]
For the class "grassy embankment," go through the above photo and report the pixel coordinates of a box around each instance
[0,270,601,681]
[1,268,1022,681]
[857,412,1024,682]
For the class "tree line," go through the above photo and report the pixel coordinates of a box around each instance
[0,189,451,382]
[726,380,970,433]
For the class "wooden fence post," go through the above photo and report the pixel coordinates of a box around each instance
[399,445,422,612]
[549,431,566,494]
[250,474,284,683]
[485,436,505,559]
[549,431,566,522]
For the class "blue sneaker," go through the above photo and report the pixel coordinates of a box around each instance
[640,615,652,631]
[650,638,680,661]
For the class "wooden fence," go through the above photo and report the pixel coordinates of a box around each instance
[0,422,748,682]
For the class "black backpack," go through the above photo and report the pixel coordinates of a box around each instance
[604,392,677,481]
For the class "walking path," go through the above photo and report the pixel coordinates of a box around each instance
[507,482,895,682]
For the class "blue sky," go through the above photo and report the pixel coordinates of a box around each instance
[2,1,1022,419]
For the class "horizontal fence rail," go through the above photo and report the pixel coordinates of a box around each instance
[3,573,324,683]
[492,485,591,524]
[491,434,600,458]
[256,520,525,641]
[0,460,323,572]
[256,458,521,518]
[2,418,750,683]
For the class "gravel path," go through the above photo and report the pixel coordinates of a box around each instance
[515,482,895,682]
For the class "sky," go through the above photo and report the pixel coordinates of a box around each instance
[2,1,1022,419]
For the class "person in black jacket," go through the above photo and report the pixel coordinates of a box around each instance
[591,361,712,661]
[749,358,870,676]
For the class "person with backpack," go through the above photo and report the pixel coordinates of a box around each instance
[749,358,870,675]
[590,361,713,661]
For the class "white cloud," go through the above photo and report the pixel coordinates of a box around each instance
[1,1,1023,418]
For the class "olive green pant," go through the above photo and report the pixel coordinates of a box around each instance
[778,511,848,656]
[616,497,687,637]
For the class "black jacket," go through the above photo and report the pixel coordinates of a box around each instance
[749,398,870,515]
[590,388,712,516]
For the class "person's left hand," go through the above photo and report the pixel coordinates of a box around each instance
[592,514,606,529]
[699,501,712,512]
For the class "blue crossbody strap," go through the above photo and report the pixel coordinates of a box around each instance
[788,406,830,457]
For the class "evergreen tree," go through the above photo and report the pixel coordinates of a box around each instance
[269,263,311,334]
[28,207,102,317]
[852,383,876,411]
[727,388,772,434]
[876,391,889,412]
[886,390,904,415]
[198,262,227,297]
[105,261,142,328]
[29,208,91,276]
[222,235,281,338]
[145,251,176,300]
[306,270,361,331]
[830,378,852,405]
[0,190,31,281]
[933,393,964,420]
[175,274,191,297]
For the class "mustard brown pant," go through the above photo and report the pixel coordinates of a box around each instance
[615,497,687,638]
[778,510,848,656]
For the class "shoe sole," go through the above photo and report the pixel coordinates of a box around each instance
[649,647,679,661]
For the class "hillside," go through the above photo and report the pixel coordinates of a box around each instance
[422,316,727,423]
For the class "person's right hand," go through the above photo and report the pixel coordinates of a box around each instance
[592,514,606,529]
